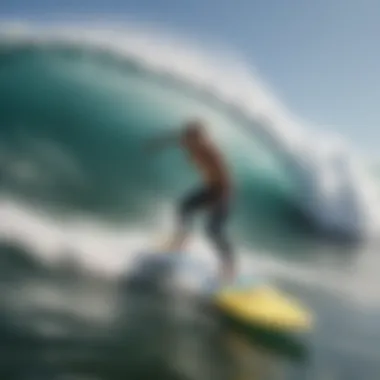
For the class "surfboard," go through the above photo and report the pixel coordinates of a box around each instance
[126,250,313,333]
[213,281,313,333]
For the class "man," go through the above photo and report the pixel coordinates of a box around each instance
[146,119,235,284]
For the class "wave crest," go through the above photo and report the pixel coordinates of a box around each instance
[1,21,380,240]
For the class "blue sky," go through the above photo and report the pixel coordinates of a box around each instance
[2,0,380,153]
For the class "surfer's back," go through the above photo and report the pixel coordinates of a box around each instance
[181,121,230,191]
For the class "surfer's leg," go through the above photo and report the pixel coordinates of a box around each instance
[206,201,235,283]
[167,187,212,251]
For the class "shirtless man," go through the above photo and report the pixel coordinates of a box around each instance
[146,119,235,284]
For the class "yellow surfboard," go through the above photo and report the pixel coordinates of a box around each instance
[139,247,313,333]
[214,284,313,332]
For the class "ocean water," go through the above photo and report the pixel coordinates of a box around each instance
[1,22,380,380]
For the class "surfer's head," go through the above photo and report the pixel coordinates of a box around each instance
[182,119,206,145]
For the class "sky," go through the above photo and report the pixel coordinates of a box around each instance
[1,0,380,154]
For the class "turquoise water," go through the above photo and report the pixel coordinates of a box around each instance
[1,25,380,380]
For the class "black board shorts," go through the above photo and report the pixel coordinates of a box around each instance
[179,183,231,229]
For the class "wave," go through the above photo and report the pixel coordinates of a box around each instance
[0,20,379,247]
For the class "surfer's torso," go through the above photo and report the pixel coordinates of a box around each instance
[185,141,230,194]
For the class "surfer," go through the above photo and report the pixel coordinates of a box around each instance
[145,119,235,284]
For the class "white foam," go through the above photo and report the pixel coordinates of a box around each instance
[1,198,380,308]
